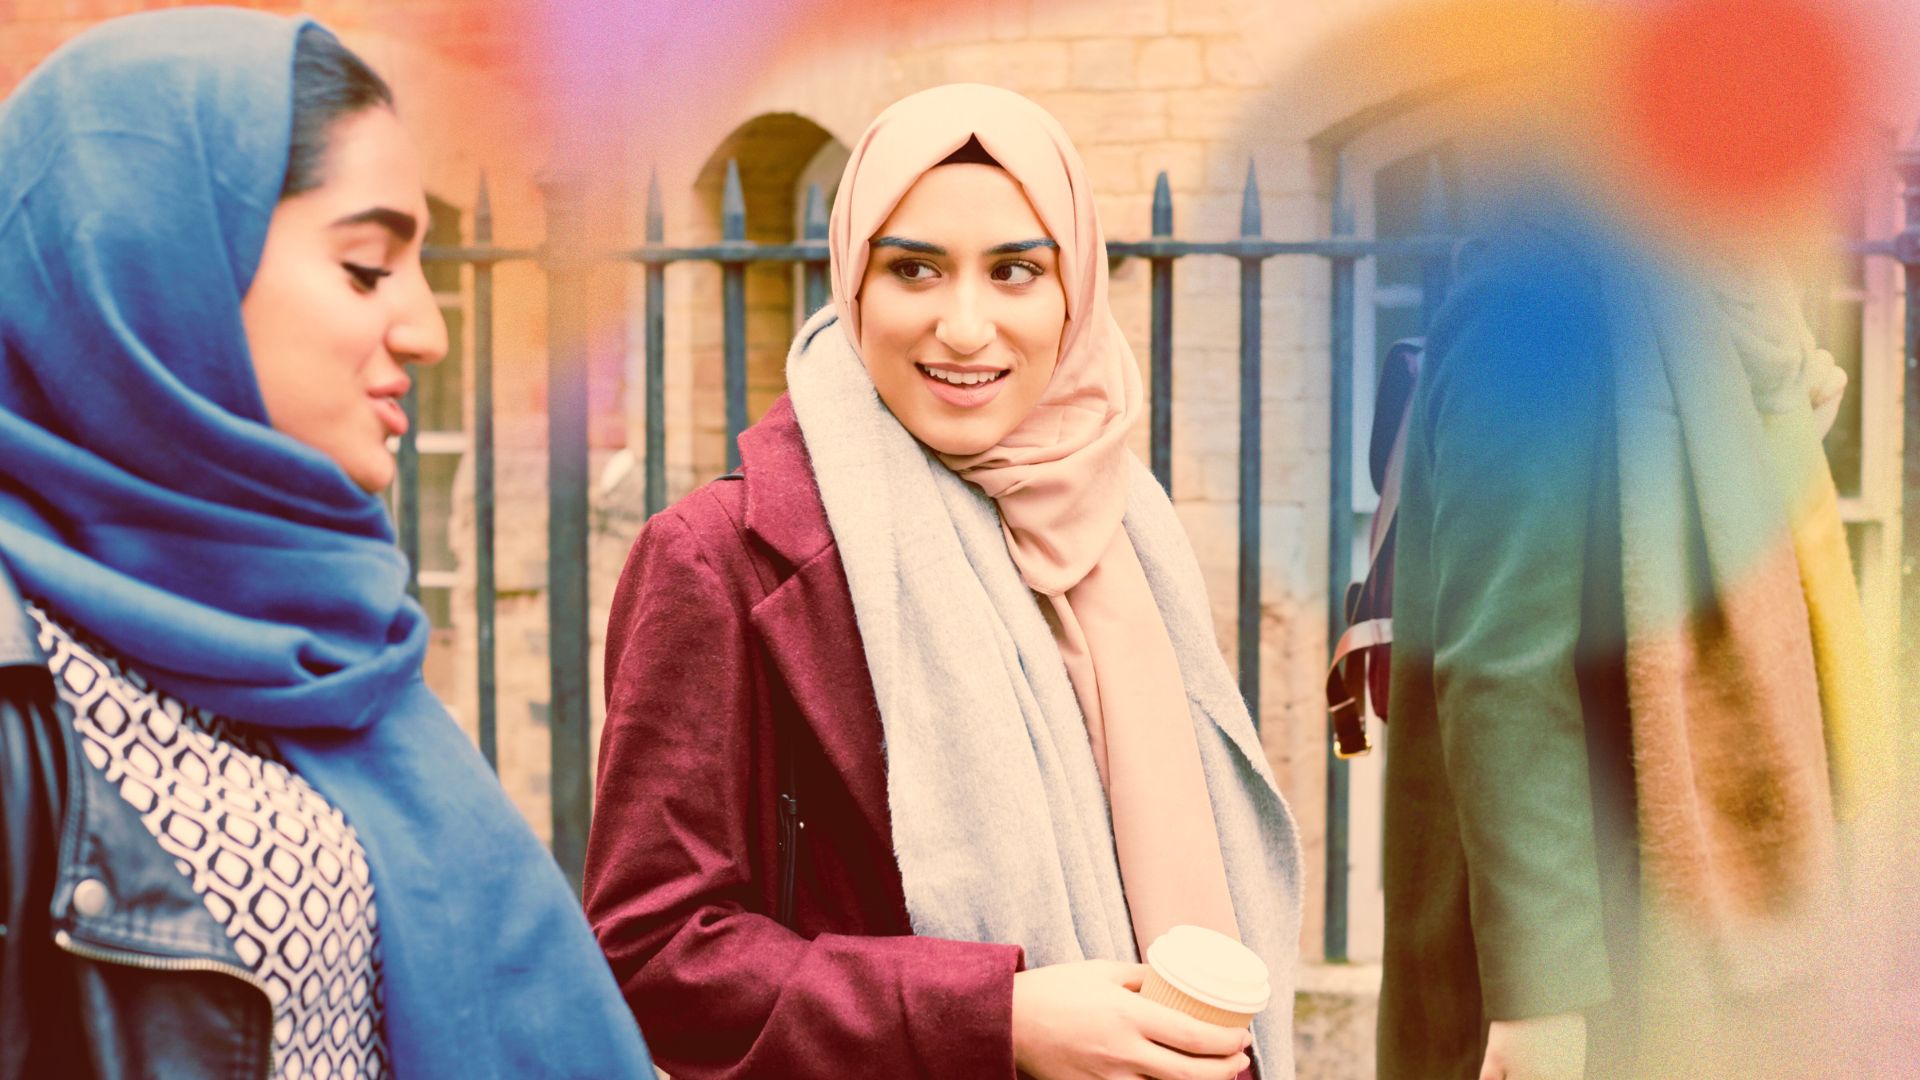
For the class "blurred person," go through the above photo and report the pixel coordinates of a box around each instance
[1376,171,1883,1080]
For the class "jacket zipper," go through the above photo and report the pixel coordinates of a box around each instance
[54,929,276,1079]
[776,792,799,926]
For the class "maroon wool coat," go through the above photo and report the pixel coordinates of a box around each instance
[583,396,1026,1080]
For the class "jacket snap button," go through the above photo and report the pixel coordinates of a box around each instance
[72,878,111,918]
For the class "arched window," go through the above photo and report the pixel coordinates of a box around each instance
[681,114,850,485]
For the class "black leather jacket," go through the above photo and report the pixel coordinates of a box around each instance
[0,563,275,1079]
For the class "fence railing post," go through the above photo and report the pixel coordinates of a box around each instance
[721,159,748,472]
[473,172,498,772]
[1238,162,1263,725]
[645,168,667,519]
[1150,171,1175,494]
[540,170,593,894]
[1324,153,1356,965]
[803,183,829,319]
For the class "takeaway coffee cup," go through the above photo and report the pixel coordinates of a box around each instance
[1139,924,1271,1029]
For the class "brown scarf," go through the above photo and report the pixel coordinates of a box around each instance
[1611,259,1881,1020]
[1614,267,1822,951]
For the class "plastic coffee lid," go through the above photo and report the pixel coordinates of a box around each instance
[1145,925,1272,1014]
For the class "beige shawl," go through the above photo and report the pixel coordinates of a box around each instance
[828,83,1237,951]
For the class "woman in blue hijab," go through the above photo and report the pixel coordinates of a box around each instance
[0,9,653,1078]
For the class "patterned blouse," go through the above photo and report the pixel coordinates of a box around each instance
[30,603,388,1080]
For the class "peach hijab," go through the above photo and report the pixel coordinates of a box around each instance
[828,84,1237,950]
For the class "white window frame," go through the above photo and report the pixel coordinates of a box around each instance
[1838,151,1903,677]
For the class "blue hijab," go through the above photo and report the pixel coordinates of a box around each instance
[0,10,652,1077]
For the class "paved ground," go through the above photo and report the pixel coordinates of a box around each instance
[1292,962,1380,1080]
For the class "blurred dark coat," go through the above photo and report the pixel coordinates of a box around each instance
[1378,222,1641,1080]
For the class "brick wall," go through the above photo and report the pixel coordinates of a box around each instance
[1,0,534,94]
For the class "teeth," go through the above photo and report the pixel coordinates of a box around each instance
[923,366,1002,386]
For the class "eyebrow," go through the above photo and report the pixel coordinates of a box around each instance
[870,236,945,255]
[330,207,419,243]
[985,238,1058,255]
[869,235,1059,256]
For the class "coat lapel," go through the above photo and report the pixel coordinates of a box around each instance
[739,398,893,848]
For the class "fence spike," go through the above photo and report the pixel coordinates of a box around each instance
[1420,154,1450,234]
[722,159,746,242]
[1900,121,1920,195]
[646,166,663,244]
[1240,160,1262,238]
[803,182,827,240]
[1330,151,1354,238]
[1152,171,1172,237]
[475,170,492,234]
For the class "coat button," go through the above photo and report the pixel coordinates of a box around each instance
[72,878,111,918]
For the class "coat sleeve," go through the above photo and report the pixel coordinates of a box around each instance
[583,504,1024,1080]
[1419,232,1615,1021]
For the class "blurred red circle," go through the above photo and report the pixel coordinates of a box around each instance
[1618,0,1860,211]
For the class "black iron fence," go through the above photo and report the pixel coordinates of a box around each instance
[406,134,1920,962]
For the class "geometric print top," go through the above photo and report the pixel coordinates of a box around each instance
[29,602,389,1080]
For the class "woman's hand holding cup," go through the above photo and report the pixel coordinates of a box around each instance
[1011,960,1253,1080]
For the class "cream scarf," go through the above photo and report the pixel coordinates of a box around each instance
[825,84,1240,952]
[787,309,1304,1075]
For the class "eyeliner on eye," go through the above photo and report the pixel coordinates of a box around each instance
[890,257,939,281]
[992,259,1044,283]
[344,263,391,289]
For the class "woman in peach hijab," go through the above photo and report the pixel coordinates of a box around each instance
[584,84,1301,1080]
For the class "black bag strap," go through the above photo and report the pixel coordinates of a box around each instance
[1326,338,1423,759]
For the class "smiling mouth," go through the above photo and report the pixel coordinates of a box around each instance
[916,363,1009,386]
[370,394,409,438]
